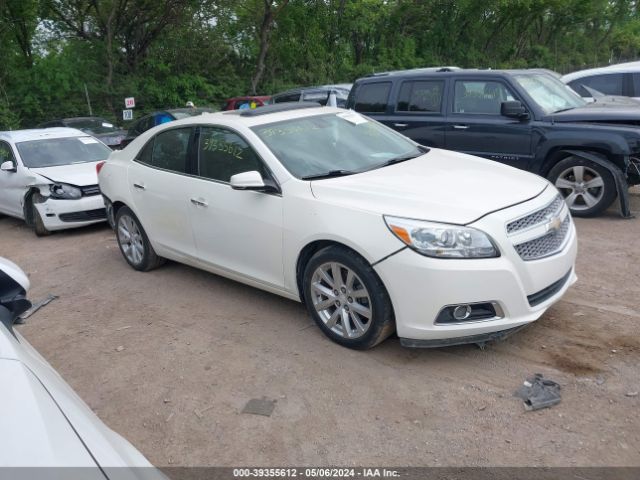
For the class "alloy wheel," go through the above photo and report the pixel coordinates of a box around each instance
[310,262,372,339]
[555,165,605,211]
[117,214,145,265]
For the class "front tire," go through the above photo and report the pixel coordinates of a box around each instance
[302,245,395,349]
[115,206,164,271]
[32,201,51,237]
[548,156,617,217]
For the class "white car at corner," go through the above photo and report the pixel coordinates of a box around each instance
[0,128,110,236]
[0,257,164,476]
[98,104,577,350]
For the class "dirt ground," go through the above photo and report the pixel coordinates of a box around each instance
[1,205,639,467]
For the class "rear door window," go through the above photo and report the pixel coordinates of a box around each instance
[353,82,391,113]
[150,128,191,173]
[396,80,444,112]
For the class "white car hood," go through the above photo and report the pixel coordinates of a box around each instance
[28,161,100,187]
[310,148,549,225]
[0,359,100,468]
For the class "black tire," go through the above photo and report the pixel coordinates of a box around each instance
[302,245,395,350]
[548,156,617,217]
[32,201,51,237]
[115,206,165,271]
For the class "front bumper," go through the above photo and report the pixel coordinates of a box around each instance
[34,195,106,231]
[374,188,578,343]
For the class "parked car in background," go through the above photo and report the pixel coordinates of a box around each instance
[37,116,127,149]
[0,128,110,236]
[0,257,165,474]
[271,84,352,107]
[346,68,640,217]
[120,107,215,147]
[223,95,271,110]
[99,103,576,350]
[562,61,640,102]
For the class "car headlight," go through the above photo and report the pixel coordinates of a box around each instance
[49,183,82,200]
[384,216,499,258]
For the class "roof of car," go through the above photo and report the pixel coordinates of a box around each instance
[355,68,555,82]
[562,62,640,82]
[0,127,89,143]
[273,84,352,97]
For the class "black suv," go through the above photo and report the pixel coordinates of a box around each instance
[346,69,640,217]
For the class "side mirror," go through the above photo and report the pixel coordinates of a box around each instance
[0,160,16,172]
[230,171,268,191]
[501,101,529,119]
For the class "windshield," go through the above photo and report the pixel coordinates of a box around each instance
[514,73,586,114]
[252,112,423,179]
[16,136,112,168]
[66,118,119,134]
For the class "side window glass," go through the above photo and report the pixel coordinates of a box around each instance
[453,81,515,114]
[353,82,391,113]
[0,142,16,167]
[396,80,444,112]
[198,127,266,183]
[579,73,624,96]
[150,128,191,173]
[136,139,154,165]
[274,93,301,103]
[302,91,330,105]
[568,80,590,97]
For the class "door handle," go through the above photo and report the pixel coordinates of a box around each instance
[393,123,408,128]
[190,197,208,207]
[453,124,469,130]
[133,183,146,190]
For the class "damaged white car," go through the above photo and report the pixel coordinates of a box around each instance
[0,128,110,236]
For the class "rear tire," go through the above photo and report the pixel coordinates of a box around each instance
[115,206,164,271]
[548,156,617,217]
[32,201,51,237]
[302,245,395,349]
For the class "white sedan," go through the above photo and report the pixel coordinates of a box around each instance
[0,128,110,236]
[99,104,577,349]
[0,257,165,475]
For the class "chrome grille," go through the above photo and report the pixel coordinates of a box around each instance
[506,195,564,234]
[80,184,101,196]
[514,216,571,261]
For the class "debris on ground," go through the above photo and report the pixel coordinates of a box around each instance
[17,294,58,322]
[115,345,125,352]
[514,374,562,411]
[626,391,638,397]
[241,397,276,417]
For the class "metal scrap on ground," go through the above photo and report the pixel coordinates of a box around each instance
[242,398,276,417]
[514,374,562,411]
[17,294,58,322]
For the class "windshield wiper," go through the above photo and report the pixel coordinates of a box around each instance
[301,170,355,180]
[553,107,575,114]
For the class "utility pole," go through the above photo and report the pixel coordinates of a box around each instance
[84,83,93,116]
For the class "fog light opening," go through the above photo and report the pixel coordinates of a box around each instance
[435,302,502,325]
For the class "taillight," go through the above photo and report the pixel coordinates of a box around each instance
[96,161,106,175]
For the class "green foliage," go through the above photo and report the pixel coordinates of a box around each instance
[2,0,640,129]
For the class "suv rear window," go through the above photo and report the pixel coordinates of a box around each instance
[353,82,391,113]
[396,80,444,112]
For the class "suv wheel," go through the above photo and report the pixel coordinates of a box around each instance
[548,156,616,217]
[302,245,395,349]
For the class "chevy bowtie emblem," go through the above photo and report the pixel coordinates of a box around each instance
[546,215,562,233]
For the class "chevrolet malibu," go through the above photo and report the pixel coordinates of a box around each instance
[0,128,110,236]
[98,104,577,350]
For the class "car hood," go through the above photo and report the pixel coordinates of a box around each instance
[550,103,640,123]
[310,148,548,225]
[0,359,100,468]
[28,162,100,186]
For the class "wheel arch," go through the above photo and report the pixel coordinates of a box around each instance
[295,239,375,305]
[540,147,615,178]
